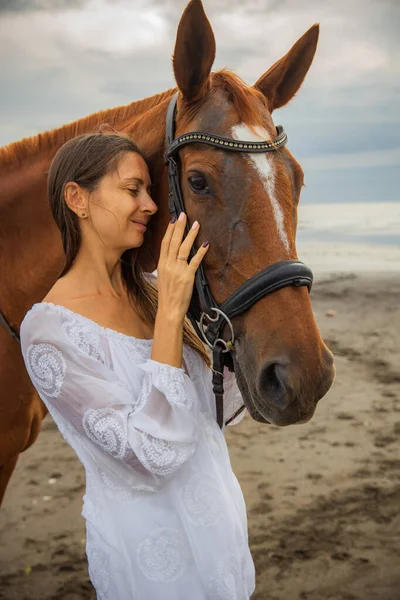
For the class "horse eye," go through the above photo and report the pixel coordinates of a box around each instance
[188,174,209,194]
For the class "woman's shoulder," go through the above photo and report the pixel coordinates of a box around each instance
[23,277,88,332]
[32,276,83,318]
[29,272,153,340]
[21,275,106,344]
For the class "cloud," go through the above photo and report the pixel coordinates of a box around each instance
[2,0,398,84]
[0,0,398,207]
[0,0,87,12]
[0,0,168,56]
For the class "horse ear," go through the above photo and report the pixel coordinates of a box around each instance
[254,24,319,112]
[173,0,216,102]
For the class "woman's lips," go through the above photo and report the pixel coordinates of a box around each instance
[131,221,147,231]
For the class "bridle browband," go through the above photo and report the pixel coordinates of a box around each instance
[165,93,313,428]
[0,92,313,431]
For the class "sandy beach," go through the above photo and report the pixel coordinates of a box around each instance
[1,242,399,600]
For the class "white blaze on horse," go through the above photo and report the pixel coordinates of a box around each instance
[0,0,334,504]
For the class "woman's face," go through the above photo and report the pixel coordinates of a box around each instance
[85,151,157,251]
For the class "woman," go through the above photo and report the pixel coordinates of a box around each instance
[20,132,255,599]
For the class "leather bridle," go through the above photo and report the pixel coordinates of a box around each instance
[0,310,20,343]
[0,92,313,430]
[164,93,313,428]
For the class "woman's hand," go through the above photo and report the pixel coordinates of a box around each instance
[156,212,209,323]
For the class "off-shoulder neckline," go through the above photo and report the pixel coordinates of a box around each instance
[28,301,154,344]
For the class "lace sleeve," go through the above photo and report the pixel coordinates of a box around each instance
[20,306,199,482]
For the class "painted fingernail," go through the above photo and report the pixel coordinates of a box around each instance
[170,216,176,224]
[178,212,185,221]
[202,241,209,248]
[191,221,199,230]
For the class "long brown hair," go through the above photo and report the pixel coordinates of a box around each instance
[48,131,211,368]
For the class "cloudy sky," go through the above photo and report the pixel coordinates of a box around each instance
[1,0,399,204]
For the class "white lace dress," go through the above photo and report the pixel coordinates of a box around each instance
[20,301,256,600]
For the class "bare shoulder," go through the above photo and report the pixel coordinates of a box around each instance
[41,277,96,320]
[41,275,78,307]
[41,276,153,339]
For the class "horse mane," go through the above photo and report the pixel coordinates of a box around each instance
[1,71,266,169]
[211,70,268,127]
[0,87,176,168]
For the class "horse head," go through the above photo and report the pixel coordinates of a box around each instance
[162,0,335,426]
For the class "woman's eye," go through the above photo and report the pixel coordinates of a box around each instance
[188,174,209,194]
[128,189,139,196]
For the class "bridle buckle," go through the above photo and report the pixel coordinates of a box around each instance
[199,307,236,352]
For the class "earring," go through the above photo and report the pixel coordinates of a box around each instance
[81,212,86,217]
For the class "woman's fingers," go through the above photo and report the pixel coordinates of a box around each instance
[168,212,187,258]
[159,216,178,261]
[189,240,209,271]
[162,212,209,267]
[177,219,200,260]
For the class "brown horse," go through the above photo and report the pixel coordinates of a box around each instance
[0,0,334,504]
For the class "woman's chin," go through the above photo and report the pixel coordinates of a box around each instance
[124,234,145,250]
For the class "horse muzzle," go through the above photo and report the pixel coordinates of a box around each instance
[243,347,335,426]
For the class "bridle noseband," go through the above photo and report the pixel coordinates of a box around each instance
[165,93,313,428]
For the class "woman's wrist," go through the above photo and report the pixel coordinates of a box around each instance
[156,306,185,327]
[152,310,184,368]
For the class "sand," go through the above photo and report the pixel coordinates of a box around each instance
[1,247,399,600]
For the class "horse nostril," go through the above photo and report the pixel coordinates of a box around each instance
[323,345,335,368]
[258,360,291,410]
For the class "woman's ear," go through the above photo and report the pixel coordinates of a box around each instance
[64,182,88,216]
[173,0,216,103]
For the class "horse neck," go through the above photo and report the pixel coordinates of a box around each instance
[0,90,174,320]
[124,92,172,167]
[122,95,176,272]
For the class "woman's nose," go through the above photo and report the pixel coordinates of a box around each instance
[144,193,158,214]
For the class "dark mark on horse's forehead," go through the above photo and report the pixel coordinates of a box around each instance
[194,95,231,134]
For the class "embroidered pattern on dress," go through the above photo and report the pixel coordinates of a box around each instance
[208,552,245,600]
[157,364,192,409]
[46,402,97,463]
[181,472,225,528]
[83,407,127,459]
[118,336,152,363]
[98,468,157,503]
[62,318,105,363]
[135,371,152,414]
[138,433,196,477]
[136,527,189,583]
[27,343,66,399]
[87,534,110,596]
[45,406,102,521]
